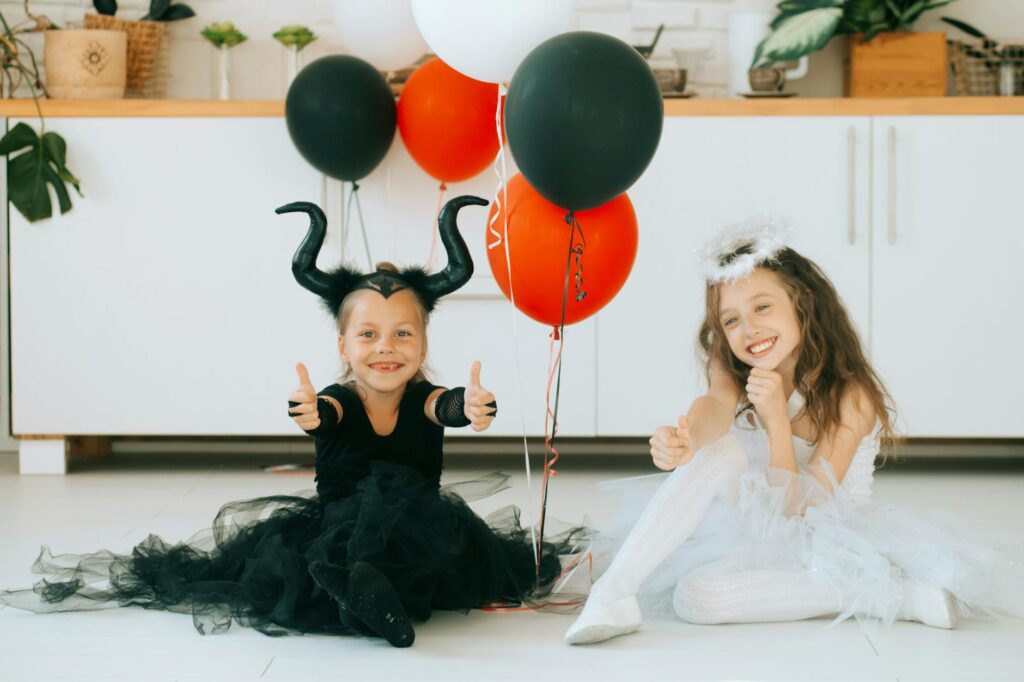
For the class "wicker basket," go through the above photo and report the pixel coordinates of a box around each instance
[950,39,1024,96]
[84,13,164,92]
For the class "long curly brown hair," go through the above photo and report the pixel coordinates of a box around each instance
[697,248,897,449]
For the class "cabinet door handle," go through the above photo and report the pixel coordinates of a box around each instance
[888,126,897,245]
[847,126,856,245]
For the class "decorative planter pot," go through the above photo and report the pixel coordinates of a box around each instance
[845,32,948,98]
[84,14,165,95]
[44,29,127,99]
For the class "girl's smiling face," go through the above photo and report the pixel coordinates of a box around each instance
[338,289,427,395]
[717,268,801,374]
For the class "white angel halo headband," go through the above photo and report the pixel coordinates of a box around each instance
[696,217,789,284]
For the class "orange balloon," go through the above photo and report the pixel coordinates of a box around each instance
[397,57,502,183]
[486,174,638,327]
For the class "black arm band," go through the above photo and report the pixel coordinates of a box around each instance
[288,397,339,437]
[434,388,471,427]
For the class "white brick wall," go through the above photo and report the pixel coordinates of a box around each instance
[0,0,1020,100]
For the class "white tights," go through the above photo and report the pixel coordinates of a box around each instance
[592,433,747,603]
[674,561,843,624]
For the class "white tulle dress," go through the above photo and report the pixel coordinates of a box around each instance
[591,392,1024,626]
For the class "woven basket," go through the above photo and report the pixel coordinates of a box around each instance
[950,39,1024,95]
[84,13,164,91]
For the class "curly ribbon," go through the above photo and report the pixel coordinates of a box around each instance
[479,550,592,612]
[537,212,587,569]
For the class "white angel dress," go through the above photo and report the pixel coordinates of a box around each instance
[584,391,1024,628]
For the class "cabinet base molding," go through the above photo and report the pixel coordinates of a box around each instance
[17,437,67,475]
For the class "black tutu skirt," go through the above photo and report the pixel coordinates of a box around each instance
[0,462,583,637]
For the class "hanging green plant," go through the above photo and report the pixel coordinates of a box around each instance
[0,2,84,222]
[0,123,82,222]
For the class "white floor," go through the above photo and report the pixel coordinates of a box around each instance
[0,452,1022,681]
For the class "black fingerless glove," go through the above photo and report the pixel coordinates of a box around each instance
[287,397,339,437]
[434,388,471,427]
[434,388,498,427]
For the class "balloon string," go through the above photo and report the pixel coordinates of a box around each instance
[385,155,397,260]
[346,181,372,270]
[342,178,350,258]
[426,182,447,270]
[538,325,563,569]
[537,211,577,568]
[487,83,540,569]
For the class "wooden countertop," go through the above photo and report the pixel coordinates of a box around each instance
[0,97,1022,118]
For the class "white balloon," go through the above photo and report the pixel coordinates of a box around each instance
[332,0,429,72]
[411,0,572,84]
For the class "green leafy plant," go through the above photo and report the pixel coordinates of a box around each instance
[753,0,958,67]
[0,123,81,221]
[92,0,196,22]
[0,2,83,222]
[272,25,317,51]
[202,21,247,48]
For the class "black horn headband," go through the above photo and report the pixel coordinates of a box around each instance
[276,195,488,317]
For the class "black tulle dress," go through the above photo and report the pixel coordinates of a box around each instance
[0,381,577,639]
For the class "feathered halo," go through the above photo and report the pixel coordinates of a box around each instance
[697,216,789,284]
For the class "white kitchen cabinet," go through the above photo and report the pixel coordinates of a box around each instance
[9,112,1022,475]
[596,116,872,436]
[9,117,327,437]
[871,116,1024,437]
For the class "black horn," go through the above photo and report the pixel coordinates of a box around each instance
[276,201,334,300]
[423,195,488,298]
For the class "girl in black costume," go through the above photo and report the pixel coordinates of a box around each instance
[0,195,578,648]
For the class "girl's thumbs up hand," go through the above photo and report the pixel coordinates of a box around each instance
[288,362,320,431]
[649,414,694,471]
[464,361,497,432]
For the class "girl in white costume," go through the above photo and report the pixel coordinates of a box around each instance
[566,223,1023,645]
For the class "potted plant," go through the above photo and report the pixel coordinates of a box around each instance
[201,22,246,100]
[273,24,317,83]
[753,0,959,97]
[86,0,195,96]
[0,2,83,222]
[44,26,127,99]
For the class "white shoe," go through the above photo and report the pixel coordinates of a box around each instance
[565,595,642,645]
[902,582,959,630]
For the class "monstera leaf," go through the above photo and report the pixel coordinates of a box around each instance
[0,123,82,222]
[752,7,843,67]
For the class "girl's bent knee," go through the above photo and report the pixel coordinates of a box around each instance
[672,577,729,625]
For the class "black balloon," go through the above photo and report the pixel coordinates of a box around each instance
[285,55,396,181]
[505,32,663,212]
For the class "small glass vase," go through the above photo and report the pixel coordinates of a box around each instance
[217,45,231,100]
[286,44,303,84]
